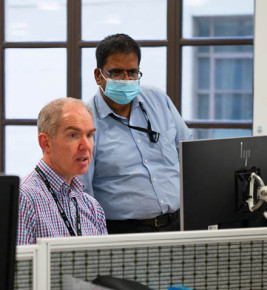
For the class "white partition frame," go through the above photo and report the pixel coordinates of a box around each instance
[16,245,39,289]
[29,228,267,290]
[253,0,267,135]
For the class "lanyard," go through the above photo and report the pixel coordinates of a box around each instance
[109,102,160,143]
[35,166,82,236]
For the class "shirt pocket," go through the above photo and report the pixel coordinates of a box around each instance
[158,128,179,166]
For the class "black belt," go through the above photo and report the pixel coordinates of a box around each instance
[137,210,179,227]
[107,210,179,228]
[106,210,180,233]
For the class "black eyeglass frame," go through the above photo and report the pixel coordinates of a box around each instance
[100,69,143,80]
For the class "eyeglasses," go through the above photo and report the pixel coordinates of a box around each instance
[101,69,143,80]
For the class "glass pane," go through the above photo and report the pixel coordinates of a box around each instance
[190,128,252,140]
[199,45,253,54]
[5,0,67,42]
[182,46,253,122]
[215,45,253,53]
[139,47,166,92]
[198,94,209,119]
[183,0,254,38]
[195,19,210,37]
[5,126,42,178]
[182,46,195,120]
[198,58,210,89]
[5,48,67,119]
[82,47,166,103]
[81,48,98,104]
[198,46,209,53]
[215,94,252,121]
[82,0,167,41]
[215,59,253,90]
[214,18,254,37]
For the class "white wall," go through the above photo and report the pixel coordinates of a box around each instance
[253,0,267,135]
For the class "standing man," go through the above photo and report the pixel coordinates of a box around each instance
[17,98,107,245]
[82,33,191,234]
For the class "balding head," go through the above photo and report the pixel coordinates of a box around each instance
[37,98,92,138]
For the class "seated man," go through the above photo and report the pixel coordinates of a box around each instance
[17,98,107,245]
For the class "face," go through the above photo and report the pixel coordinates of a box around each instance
[95,52,139,102]
[40,102,95,185]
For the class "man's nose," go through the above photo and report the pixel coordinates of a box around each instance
[122,72,131,80]
[79,136,93,150]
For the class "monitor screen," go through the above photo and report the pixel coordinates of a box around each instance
[180,136,267,231]
[0,175,19,290]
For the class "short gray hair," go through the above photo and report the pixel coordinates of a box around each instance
[37,98,92,138]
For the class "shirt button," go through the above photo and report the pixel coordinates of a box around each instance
[161,200,164,204]
[152,177,156,182]
[137,139,141,143]
[144,159,148,163]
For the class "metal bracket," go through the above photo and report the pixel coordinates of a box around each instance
[246,172,267,212]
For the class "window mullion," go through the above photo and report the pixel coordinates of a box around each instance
[167,0,181,111]
[67,0,82,99]
[0,0,5,172]
[209,20,215,120]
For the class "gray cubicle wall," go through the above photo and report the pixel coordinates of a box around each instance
[14,259,33,290]
[15,245,37,290]
[49,240,267,290]
[15,229,267,290]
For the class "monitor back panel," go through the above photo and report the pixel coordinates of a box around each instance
[180,136,267,231]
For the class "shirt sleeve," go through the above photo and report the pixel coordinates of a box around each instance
[166,95,193,153]
[92,198,108,235]
[88,197,108,235]
[17,189,36,245]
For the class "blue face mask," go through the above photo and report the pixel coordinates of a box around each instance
[100,75,140,105]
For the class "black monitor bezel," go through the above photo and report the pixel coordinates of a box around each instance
[0,175,19,290]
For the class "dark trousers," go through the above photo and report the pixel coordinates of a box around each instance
[106,210,180,234]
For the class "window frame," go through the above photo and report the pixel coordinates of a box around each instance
[0,0,253,172]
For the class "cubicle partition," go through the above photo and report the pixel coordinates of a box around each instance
[15,245,38,290]
[15,228,267,290]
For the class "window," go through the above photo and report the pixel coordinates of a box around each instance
[0,0,254,177]
[192,17,253,139]
[182,0,254,139]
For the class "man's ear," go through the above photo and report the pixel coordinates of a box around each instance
[94,68,102,85]
[38,133,51,153]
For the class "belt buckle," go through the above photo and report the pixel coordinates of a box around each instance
[154,217,165,227]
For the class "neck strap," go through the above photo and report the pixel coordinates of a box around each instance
[35,165,82,236]
[109,102,160,143]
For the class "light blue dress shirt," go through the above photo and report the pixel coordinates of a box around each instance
[81,85,192,220]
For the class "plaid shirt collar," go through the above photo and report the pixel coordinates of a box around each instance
[37,159,84,197]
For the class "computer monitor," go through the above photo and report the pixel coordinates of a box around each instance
[180,136,267,231]
[0,175,19,290]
